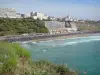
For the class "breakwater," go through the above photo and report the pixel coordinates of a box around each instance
[0,31,100,42]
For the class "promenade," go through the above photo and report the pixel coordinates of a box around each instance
[0,31,100,42]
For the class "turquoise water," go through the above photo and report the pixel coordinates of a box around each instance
[21,35,100,75]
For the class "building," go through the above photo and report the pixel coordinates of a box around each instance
[43,14,48,20]
[16,13,22,18]
[0,8,17,18]
[63,15,73,21]
[21,14,30,18]
[48,16,57,21]
[0,8,31,18]
[73,19,78,22]
[30,12,48,20]
[78,20,85,22]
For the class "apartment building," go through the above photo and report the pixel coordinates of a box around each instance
[0,8,17,18]
[30,12,48,20]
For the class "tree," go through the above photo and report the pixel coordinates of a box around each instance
[0,18,48,36]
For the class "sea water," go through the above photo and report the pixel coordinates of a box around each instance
[21,35,100,75]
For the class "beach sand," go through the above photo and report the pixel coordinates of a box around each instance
[32,34,90,42]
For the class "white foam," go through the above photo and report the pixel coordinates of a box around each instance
[45,40,53,42]
[21,35,100,47]
[61,35,100,40]
[32,42,36,44]
[53,45,56,47]
[39,41,45,43]
[62,38,100,46]
[35,37,100,47]
[42,50,47,52]
[63,42,77,46]
[55,39,65,41]
[21,41,28,44]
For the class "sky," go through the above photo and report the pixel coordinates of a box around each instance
[0,0,100,20]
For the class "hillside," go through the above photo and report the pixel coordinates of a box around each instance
[0,42,78,75]
[0,18,48,36]
[75,21,100,31]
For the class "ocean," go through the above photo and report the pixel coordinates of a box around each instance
[21,35,100,75]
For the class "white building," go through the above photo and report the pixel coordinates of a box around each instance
[63,15,73,21]
[73,19,78,22]
[16,13,22,18]
[48,16,57,21]
[33,16,38,19]
[0,8,17,18]
[78,20,85,22]
[30,12,48,20]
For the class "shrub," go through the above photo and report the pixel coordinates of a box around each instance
[0,18,48,36]
[0,42,30,75]
[56,65,69,75]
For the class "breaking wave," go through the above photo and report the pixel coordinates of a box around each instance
[20,35,100,47]
[63,38,100,46]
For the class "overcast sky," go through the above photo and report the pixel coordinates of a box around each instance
[0,0,100,20]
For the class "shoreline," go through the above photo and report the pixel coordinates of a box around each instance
[1,32,100,42]
[31,33,100,42]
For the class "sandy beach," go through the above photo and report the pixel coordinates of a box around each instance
[32,33,99,42]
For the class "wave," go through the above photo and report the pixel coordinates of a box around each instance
[37,38,100,47]
[21,41,28,44]
[62,38,100,46]
[20,35,100,47]
[45,40,53,42]
[42,50,47,52]
[40,38,100,47]
[31,42,36,44]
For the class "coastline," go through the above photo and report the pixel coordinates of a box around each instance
[32,33,100,42]
[1,32,100,42]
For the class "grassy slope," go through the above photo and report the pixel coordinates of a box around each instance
[0,42,78,75]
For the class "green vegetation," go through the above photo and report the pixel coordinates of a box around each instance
[0,42,78,75]
[0,18,48,36]
[0,42,30,75]
[76,21,100,31]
